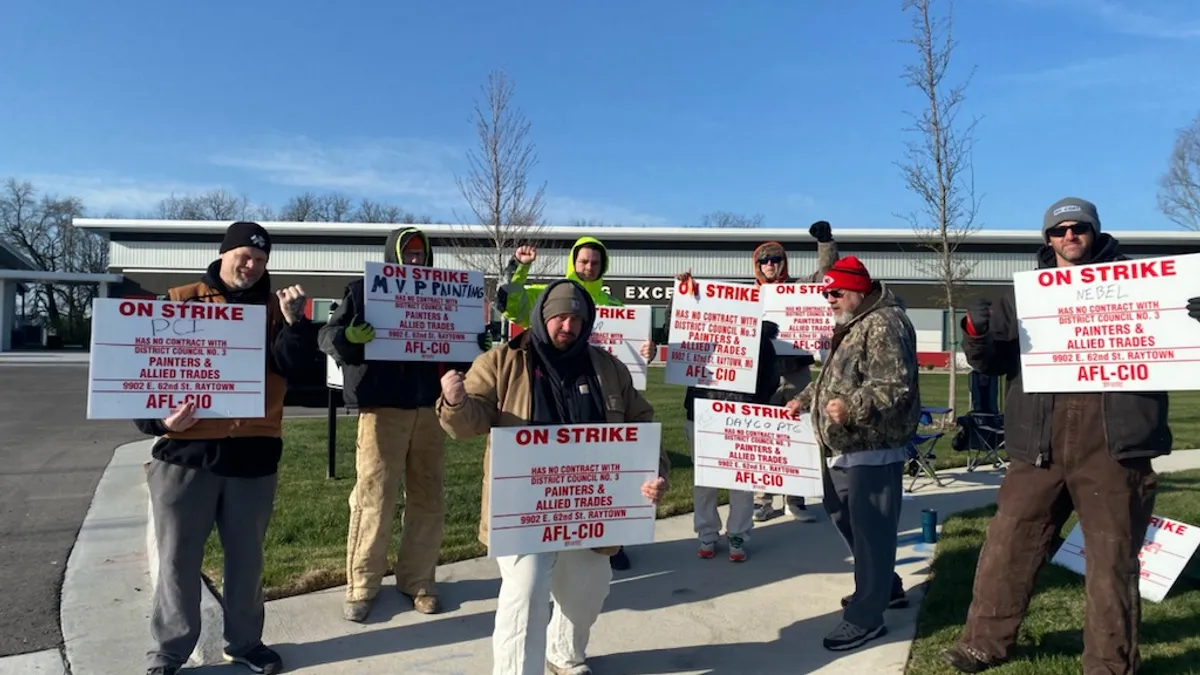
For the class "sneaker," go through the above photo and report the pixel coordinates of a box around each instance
[224,644,283,674]
[147,667,180,675]
[698,540,716,559]
[728,535,747,562]
[788,504,818,522]
[822,620,887,651]
[753,502,779,522]
[938,644,1001,673]
[343,599,372,622]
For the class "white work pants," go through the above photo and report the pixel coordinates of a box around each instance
[492,549,613,675]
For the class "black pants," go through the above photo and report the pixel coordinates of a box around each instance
[822,462,904,630]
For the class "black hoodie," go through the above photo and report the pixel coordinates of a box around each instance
[526,279,606,425]
[318,227,476,410]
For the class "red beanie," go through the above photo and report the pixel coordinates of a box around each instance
[822,256,873,294]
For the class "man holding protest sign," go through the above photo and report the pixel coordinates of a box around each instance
[318,226,492,622]
[497,236,655,571]
[437,279,670,675]
[752,219,841,524]
[136,221,318,675]
[785,256,920,652]
[939,198,1180,673]
[666,273,781,562]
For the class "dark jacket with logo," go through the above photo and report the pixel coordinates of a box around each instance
[961,233,1172,465]
[319,227,475,410]
[133,260,320,477]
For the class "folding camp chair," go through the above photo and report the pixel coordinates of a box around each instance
[905,407,950,492]
[958,412,1008,472]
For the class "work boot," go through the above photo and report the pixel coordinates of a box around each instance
[938,644,1002,673]
[343,599,372,622]
[404,589,440,614]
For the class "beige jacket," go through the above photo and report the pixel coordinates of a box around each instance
[436,333,670,554]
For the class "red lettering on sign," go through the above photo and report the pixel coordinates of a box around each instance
[1038,269,1073,287]
[598,307,634,320]
[1078,260,1178,284]
[119,301,155,317]
[704,284,760,303]
[555,426,639,444]
[516,428,550,445]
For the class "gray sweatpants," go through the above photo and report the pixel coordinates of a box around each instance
[822,462,903,631]
[146,459,278,669]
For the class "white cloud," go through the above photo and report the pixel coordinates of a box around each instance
[209,134,465,210]
[20,173,223,216]
[212,134,671,226]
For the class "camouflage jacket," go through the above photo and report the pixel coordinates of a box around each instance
[794,283,921,456]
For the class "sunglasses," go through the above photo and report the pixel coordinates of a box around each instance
[758,256,784,265]
[1046,223,1092,238]
[822,289,844,299]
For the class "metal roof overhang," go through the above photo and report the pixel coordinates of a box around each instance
[73,218,1200,247]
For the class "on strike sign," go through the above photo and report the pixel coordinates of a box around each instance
[589,306,652,390]
[665,278,763,395]
[691,399,823,497]
[1014,253,1200,392]
[761,283,834,360]
[363,261,487,362]
[1051,514,1200,603]
[487,423,662,557]
[87,298,266,419]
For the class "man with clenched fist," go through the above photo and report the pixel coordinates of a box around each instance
[437,279,670,675]
[134,221,319,675]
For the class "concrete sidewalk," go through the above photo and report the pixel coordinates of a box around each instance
[182,468,1012,675]
[51,449,1200,675]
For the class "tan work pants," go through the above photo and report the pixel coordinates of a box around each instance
[345,406,447,602]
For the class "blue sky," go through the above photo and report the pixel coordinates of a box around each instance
[2,0,1199,231]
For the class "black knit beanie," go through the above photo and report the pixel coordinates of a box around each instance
[220,221,272,256]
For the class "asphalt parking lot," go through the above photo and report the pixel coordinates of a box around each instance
[0,363,141,656]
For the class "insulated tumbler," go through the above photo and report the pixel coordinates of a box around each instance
[921,508,939,544]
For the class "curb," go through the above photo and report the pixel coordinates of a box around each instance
[145,464,227,667]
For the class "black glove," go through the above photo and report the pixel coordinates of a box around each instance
[1188,296,1200,323]
[478,331,494,351]
[809,220,833,243]
[964,298,992,336]
[762,320,780,341]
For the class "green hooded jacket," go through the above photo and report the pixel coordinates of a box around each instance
[497,236,622,328]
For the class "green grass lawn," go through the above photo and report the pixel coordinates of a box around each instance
[905,468,1200,674]
[201,369,1200,598]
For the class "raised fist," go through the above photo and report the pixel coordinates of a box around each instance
[441,369,466,406]
[809,220,833,243]
[276,284,308,325]
[515,246,537,265]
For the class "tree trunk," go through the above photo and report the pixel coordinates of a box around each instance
[946,302,959,424]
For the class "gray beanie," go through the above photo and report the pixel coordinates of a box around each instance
[1043,197,1101,240]
[542,282,590,320]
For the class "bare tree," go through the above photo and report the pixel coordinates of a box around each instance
[153,188,270,221]
[277,191,432,224]
[451,69,553,301]
[697,211,764,229]
[1157,112,1200,231]
[0,178,107,341]
[896,0,982,419]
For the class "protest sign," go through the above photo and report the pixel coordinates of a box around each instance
[87,298,266,419]
[362,261,487,362]
[760,282,834,360]
[590,305,652,390]
[665,278,763,395]
[1013,253,1200,392]
[691,399,823,497]
[1051,514,1200,603]
[487,423,661,557]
